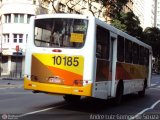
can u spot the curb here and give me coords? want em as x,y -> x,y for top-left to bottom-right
0,77 -> 23,81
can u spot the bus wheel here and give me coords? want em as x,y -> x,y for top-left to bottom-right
138,80 -> 147,97
63,95 -> 81,103
115,81 -> 124,105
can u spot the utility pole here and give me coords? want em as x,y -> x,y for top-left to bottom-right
16,45 -> 19,78
0,50 -> 1,77
0,25 -> 2,77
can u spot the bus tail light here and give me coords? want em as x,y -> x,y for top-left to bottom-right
78,90 -> 83,92
73,80 -> 89,86
31,75 -> 38,81
52,49 -> 62,52
74,80 -> 83,86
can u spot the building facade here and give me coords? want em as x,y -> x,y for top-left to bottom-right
132,0 -> 144,28
132,0 -> 155,30
0,0 -> 48,77
155,0 -> 160,29
143,0 -> 155,29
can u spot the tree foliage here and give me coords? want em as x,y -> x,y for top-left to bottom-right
105,0 -> 143,39
106,0 -> 128,19
143,27 -> 160,73
42,0 -> 107,17
143,27 -> 160,58
111,11 -> 143,39
123,12 -> 143,39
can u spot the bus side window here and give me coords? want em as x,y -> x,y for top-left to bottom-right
144,48 -> 149,66
96,26 -> 110,60
132,43 -> 139,64
139,46 -> 144,65
125,40 -> 132,63
117,35 -> 124,62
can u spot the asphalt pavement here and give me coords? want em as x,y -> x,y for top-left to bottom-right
0,75 -> 160,120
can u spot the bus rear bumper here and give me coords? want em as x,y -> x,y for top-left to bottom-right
24,77 -> 92,97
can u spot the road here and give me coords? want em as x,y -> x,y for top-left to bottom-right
0,75 -> 160,120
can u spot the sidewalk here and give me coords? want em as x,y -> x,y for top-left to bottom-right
0,77 -> 23,81
0,77 -> 23,89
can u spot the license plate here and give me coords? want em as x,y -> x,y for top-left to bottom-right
49,77 -> 63,84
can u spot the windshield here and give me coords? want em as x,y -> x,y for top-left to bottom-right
34,18 -> 88,48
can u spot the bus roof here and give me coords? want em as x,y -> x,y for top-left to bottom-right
35,13 -> 89,20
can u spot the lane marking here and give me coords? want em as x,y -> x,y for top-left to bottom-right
149,87 -> 160,90
129,99 -> 160,120
0,92 -> 33,94
18,103 -> 67,117
150,83 -> 157,87
0,85 -> 23,89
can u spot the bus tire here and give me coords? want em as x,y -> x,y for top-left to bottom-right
63,95 -> 81,103
115,81 -> 124,105
138,79 -> 147,97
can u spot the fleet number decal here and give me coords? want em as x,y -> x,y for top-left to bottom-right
52,56 -> 79,66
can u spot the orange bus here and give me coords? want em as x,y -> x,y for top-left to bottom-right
24,14 -> 152,103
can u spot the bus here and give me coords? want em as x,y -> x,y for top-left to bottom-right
24,14 -> 152,103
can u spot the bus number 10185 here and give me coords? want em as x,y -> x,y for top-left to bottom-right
52,56 -> 79,67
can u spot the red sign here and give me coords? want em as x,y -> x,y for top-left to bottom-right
16,45 -> 19,52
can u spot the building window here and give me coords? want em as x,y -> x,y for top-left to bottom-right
4,14 -> 11,23
26,34 -> 28,43
27,15 -> 32,23
14,14 -> 18,23
13,34 -> 23,43
14,14 -> 24,23
3,34 -> 9,43
19,34 -> 23,43
13,34 -> 18,43
33,0 -> 36,4
20,14 -> 24,23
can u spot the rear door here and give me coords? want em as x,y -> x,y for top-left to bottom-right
109,32 -> 117,97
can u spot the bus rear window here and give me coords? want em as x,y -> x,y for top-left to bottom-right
34,18 -> 88,48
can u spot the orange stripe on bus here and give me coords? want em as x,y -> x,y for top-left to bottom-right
47,66 -> 83,86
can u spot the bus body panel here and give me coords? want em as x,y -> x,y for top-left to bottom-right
24,77 -> 92,96
116,62 -> 148,80
24,14 -> 96,97
31,53 -> 84,86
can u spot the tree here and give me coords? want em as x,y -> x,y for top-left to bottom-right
105,0 -> 143,39
42,0 -> 107,18
123,12 -> 143,39
111,12 -> 143,40
143,27 -> 160,73
110,12 -> 127,31
143,27 -> 160,58
105,0 -> 128,20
